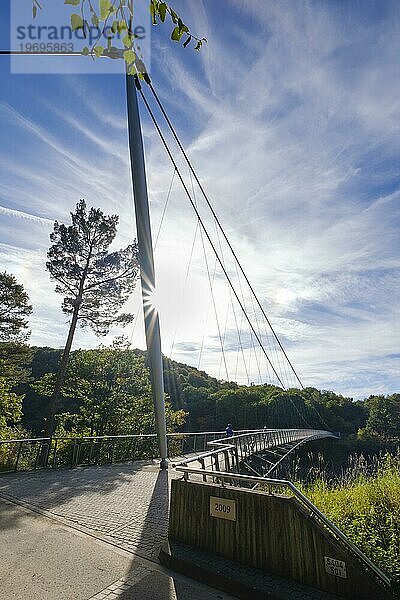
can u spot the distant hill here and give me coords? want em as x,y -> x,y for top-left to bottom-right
15,346 -> 400,447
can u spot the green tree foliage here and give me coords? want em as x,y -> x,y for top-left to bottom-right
18,347 -> 62,434
0,271 -> 32,344
302,387 -> 367,435
0,342 -> 32,384
0,341 -> 33,439
44,200 -> 139,436
2,343 -> 400,453
361,394 -> 400,441
35,339 -> 186,436
177,381 -> 370,435
0,377 -> 24,439
0,272 -> 33,438
184,385 -> 217,431
10,339 -> 400,443
34,0 -> 206,74
48,200 -> 138,335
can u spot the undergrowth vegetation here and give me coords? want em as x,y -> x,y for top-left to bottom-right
299,452 -> 400,595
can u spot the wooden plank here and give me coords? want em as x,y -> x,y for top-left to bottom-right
169,479 -> 392,600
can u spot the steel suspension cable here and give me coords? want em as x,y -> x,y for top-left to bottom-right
137,82 -> 286,389
139,83 -> 313,428
146,79 -> 304,390
139,88 -> 314,431
154,167 -> 176,247
252,296 -> 293,388
169,218 -> 199,359
248,292 -> 272,384
234,307 -> 250,384
197,256 -> 217,370
232,252 -> 276,386
194,186 -> 230,381
188,171 -> 230,381
218,300 -> 231,380
210,200 -> 248,384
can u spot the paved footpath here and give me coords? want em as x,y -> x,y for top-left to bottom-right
0,462 -> 237,599
0,462 -> 177,562
0,461 -> 342,600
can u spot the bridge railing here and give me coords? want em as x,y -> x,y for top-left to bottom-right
173,464 -> 391,590
209,428 -> 337,461
0,430 -> 256,473
173,428 -> 338,476
172,429 -> 390,590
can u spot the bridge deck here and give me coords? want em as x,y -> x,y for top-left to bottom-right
0,460 -> 342,600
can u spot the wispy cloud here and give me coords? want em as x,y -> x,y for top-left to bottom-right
0,205 -> 52,226
0,0 -> 399,399
145,0 -> 400,397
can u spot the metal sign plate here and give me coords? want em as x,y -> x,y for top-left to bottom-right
324,556 -> 347,579
210,496 -> 237,521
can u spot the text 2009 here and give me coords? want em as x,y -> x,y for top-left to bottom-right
214,502 -> 231,513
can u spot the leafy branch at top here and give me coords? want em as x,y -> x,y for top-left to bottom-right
149,0 -> 207,51
32,0 -> 207,76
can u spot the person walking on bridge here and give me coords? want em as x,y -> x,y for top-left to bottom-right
225,423 -> 234,437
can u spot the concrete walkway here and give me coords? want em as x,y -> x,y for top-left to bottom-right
0,462 -> 236,600
0,461 -> 346,599
0,462 -> 176,562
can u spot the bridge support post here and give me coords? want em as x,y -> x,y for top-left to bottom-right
126,74 -> 168,470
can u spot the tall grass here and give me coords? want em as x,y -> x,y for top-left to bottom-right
298,452 -> 400,594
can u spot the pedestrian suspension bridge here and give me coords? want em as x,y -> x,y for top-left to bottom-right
0,426 -> 335,475
0,69 -> 394,599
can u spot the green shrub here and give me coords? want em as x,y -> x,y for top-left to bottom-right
300,454 -> 400,594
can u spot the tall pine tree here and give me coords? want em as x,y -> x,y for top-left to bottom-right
44,200 -> 139,438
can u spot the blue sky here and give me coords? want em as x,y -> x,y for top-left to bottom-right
0,0 -> 399,399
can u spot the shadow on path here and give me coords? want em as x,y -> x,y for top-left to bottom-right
123,467 -> 170,561
117,470 -> 232,599
0,461 -> 156,532
0,464 -> 236,599
117,569 -> 228,599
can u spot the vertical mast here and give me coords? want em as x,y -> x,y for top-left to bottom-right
126,74 -> 168,469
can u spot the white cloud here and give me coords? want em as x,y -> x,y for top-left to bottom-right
0,0 -> 399,399
0,205 -> 52,226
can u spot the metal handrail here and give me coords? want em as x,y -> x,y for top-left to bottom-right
172,443 -> 236,467
0,429 -> 262,473
209,428 -> 337,450
0,437 -> 52,443
173,428 -> 337,468
174,466 -> 391,588
0,429 -> 256,445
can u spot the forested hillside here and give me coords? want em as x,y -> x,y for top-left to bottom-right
1,339 -> 399,452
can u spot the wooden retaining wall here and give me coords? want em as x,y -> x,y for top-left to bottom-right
168,479 -> 392,600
